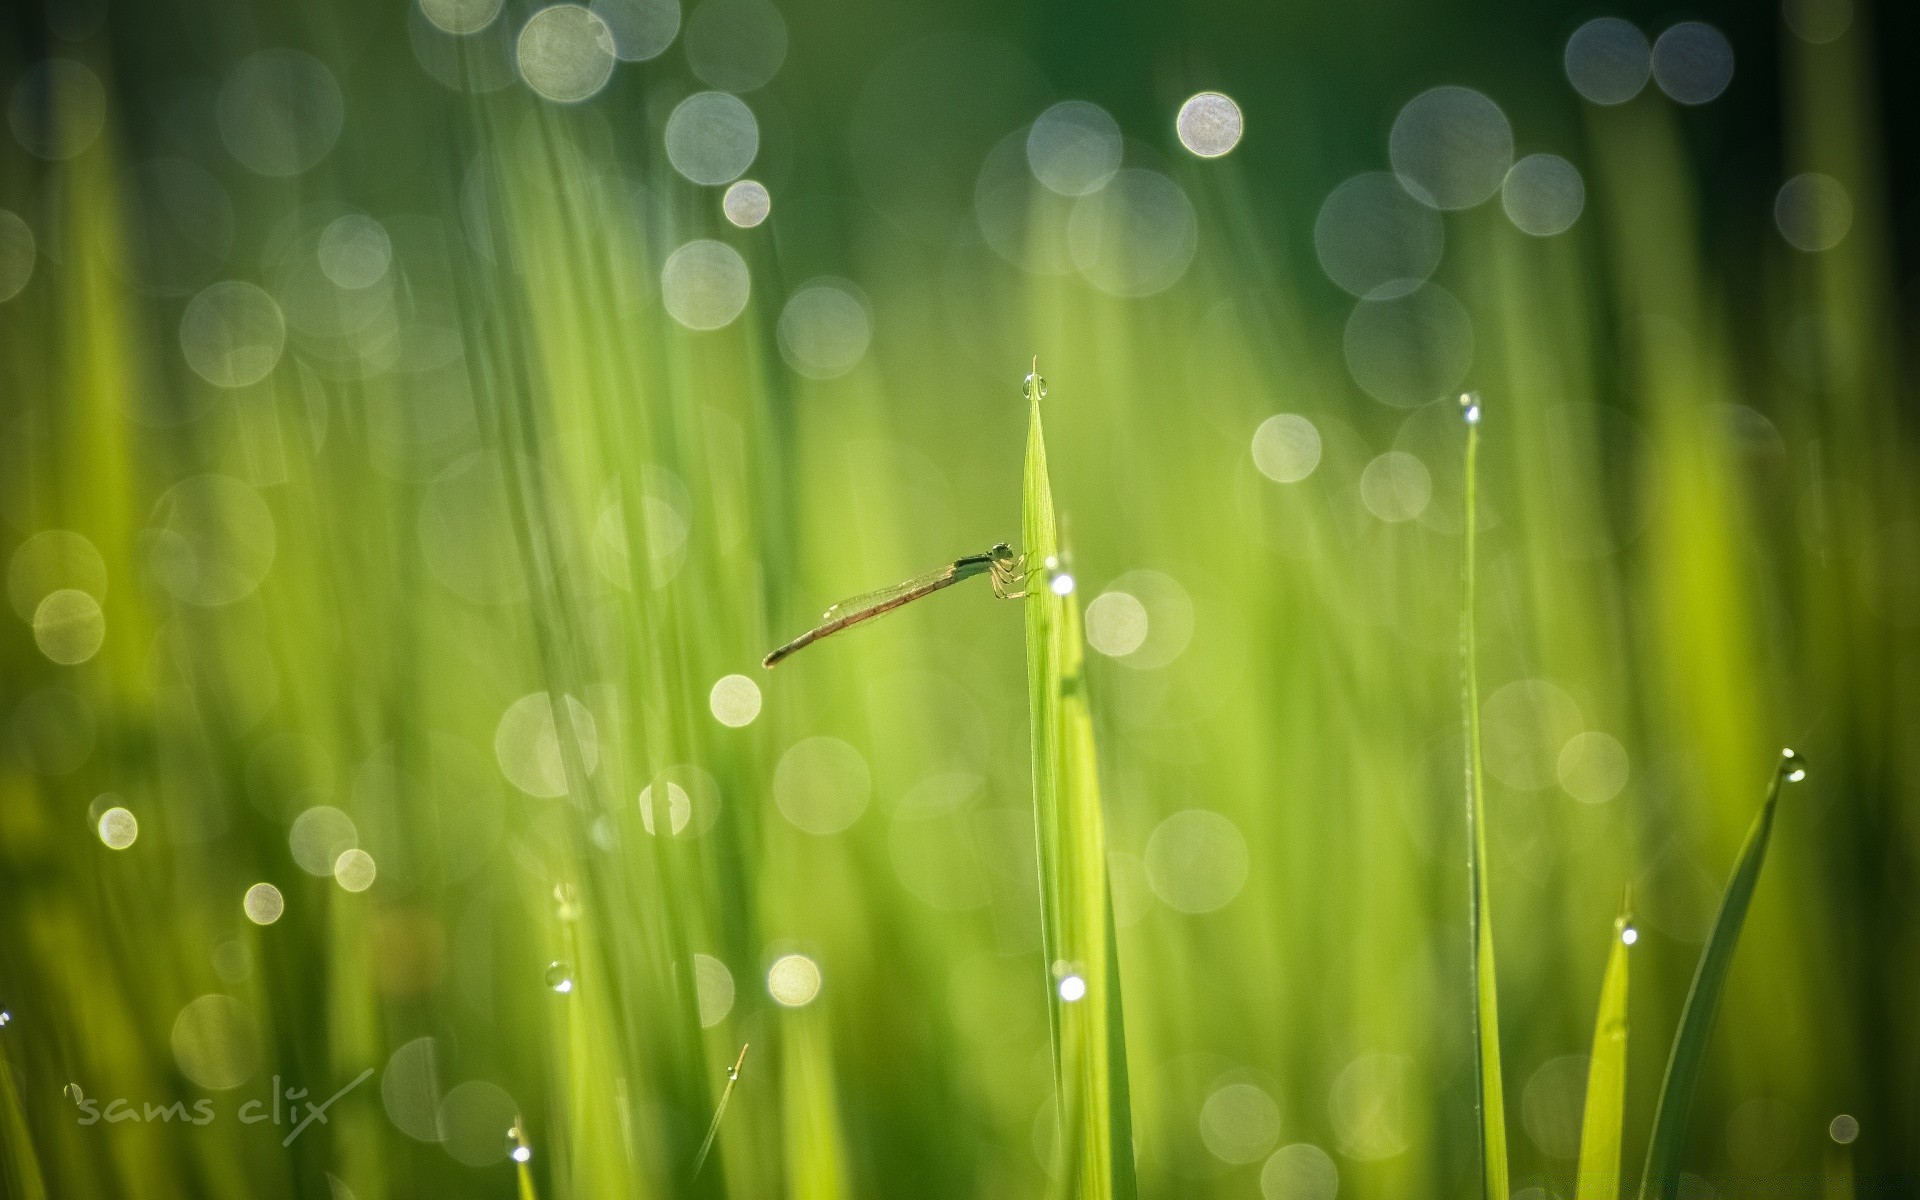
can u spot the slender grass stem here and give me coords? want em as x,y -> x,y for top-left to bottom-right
1459,392 -> 1509,1200
692,1043 -> 750,1179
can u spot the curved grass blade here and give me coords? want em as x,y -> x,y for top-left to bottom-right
1459,393 -> 1509,1200
1637,749 -> 1801,1200
1023,362 -> 1137,1200
1575,904 -> 1634,1200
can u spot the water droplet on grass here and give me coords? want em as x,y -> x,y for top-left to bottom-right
545,961 -> 575,993
1781,747 -> 1807,782
1023,370 -> 1047,401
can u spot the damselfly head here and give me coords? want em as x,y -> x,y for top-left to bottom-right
990,542 -> 1015,562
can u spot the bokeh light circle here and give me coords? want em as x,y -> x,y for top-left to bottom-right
0,209 -> 34,301
1144,809 -> 1249,913
661,239 -> 750,330
592,0 -> 680,60
1774,173 -> 1852,252
1564,18 -> 1651,106
1252,414 -> 1322,483
767,953 -> 821,1006
1502,154 -> 1585,237
683,0 -> 787,92
8,60 -> 107,160
709,673 -> 762,726
217,50 -> 345,176
1343,284 -> 1473,409
1389,86 -> 1513,211
665,90 -> 758,185
1652,22 -> 1734,106
1067,168 -> 1198,297
723,179 -> 771,227
1026,101 -> 1123,197
777,279 -> 871,379
773,736 -> 870,835
517,5 -> 618,103
1313,171 -> 1444,300
180,281 -> 287,388
421,0 -> 505,35
1176,91 -> 1243,158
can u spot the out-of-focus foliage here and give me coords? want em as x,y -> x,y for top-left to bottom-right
0,0 -> 1913,1196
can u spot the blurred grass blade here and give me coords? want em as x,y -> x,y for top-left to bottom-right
1638,750 -> 1798,1200
1575,904 -> 1633,1200
1459,395 -> 1508,1200
1023,364 -> 1138,1200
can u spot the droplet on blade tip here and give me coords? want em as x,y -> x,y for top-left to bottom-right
1023,371 -> 1047,400
545,961 -> 575,993
1620,924 -> 1638,945
1781,747 -> 1807,781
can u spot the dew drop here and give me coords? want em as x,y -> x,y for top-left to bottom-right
553,883 -> 580,921
1460,391 -> 1482,425
545,961 -> 575,993
1057,974 -> 1087,1002
1049,573 -> 1075,596
1781,747 -> 1807,783
1620,924 -> 1638,945
507,1121 -> 534,1161
1023,371 -> 1047,401
0,1009 -> 12,1027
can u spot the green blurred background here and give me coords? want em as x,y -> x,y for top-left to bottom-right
1,0 -> 1915,1196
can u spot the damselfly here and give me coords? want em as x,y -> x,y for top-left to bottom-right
763,543 -> 1031,668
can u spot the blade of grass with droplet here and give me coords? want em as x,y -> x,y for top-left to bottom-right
1023,366 -> 1137,1200
1575,906 -> 1633,1200
1638,752 -> 1796,1200
1460,396 -> 1509,1200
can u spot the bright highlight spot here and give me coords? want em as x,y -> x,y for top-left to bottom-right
244,883 -> 285,925
1177,91 -> 1243,157
97,806 -> 139,849
709,673 -> 762,726
767,953 -> 821,1006
723,179 -> 771,227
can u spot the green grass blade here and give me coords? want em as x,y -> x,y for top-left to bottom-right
1460,395 -> 1509,1200
1023,365 -> 1137,1200
1575,905 -> 1634,1200
1638,750 -> 1799,1200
